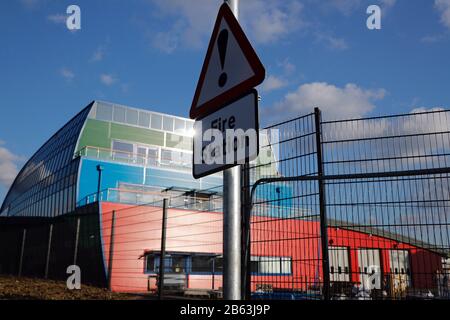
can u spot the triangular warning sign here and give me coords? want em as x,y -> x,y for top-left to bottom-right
190,3 -> 265,119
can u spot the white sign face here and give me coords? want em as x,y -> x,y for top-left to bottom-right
190,3 -> 265,119
193,90 -> 259,179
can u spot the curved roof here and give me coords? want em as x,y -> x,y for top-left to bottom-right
0,102 -> 94,216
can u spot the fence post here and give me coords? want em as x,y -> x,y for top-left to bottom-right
73,217 -> 81,265
158,198 -> 168,300
314,107 -> 331,300
44,224 -> 53,279
212,257 -> 216,291
241,162 -> 252,300
108,211 -> 116,290
18,228 -> 27,277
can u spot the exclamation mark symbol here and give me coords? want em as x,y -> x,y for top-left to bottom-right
218,29 -> 228,88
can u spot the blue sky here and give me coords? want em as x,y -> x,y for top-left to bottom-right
1,0 -> 450,202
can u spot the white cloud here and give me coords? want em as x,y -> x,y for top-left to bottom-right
435,0 -> 450,29
270,82 -> 386,121
148,0 -> 305,52
421,34 -> 446,43
149,0 -> 218,51
327,0 -> 362,16
323,107 -> 450,174
0,141 -> 21,190
277,58 -> 296,75
19,0 -> 41,9
240,1 -> 305,44
380,0 -> 397,12
151,30 -> 179,54
90,46 -> 106,62
316,0 -> 396,16
59,67 -> 74,81
315,33 -> 349,50
260,75 -> 288,93
47,13 -> 66,24
260,59 -> 296,94
100,74 -> 118,86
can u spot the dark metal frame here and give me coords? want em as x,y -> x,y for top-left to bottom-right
243,107 -> 450,300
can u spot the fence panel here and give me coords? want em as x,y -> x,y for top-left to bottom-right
321,110 -> 450,300
247,112 -> 327,300
247,108 -> 450,300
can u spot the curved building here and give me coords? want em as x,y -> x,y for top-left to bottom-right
1,100 -> 222,218
0,100 -> 227,286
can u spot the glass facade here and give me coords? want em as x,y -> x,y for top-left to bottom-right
0,106 -> 92,217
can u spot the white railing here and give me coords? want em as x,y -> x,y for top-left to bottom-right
78,188 -> 223,212
76,146 -> 192,172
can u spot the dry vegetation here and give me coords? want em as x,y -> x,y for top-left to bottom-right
0,275 -> 137,300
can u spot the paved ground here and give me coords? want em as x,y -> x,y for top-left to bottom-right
0,275 -> 137,300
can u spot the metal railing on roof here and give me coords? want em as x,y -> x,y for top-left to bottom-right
77,188 -> 223,212
75,146 -> 193,172
77,187 -> 311,220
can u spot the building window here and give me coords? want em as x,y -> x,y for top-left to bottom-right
171,256 -> 186,273
389,250 -> 411,275
186,121 -> 194,132
112,140 -> 133,160
145,252 -> 222,274
251,256 -> 292,275
174,118 -> 185,133
191,255 -> 222,273
138,111 -> 150,128
113,106 -> 126,123
126,109 -> 139,126
161,149 -> 191,168
151,114 -> 162,130
146,255 -> 156,273
161,149 -> 172,165
147,148 -> 159,166
145,253 -> 187,274
96,103 -> 113,122
163,116 -> 174,132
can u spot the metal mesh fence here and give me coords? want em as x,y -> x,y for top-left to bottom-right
0,203 -> 107,287
99,186 -> 225,298
247,112 -> 324,300
247,108 -> 450,300
321,110 -> 450,300
1,108 -> 450,301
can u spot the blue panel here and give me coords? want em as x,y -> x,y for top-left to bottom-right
77,160 -> 223,204
78,159 -> 145,203
254,183 -> 295,218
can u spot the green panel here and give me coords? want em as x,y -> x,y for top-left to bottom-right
165,133 -> 192,151
110,123 -> 165,146
77,119 -> 111,152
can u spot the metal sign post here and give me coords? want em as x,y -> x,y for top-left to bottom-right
223,0 -> 241,301
190,0 -> 265,300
